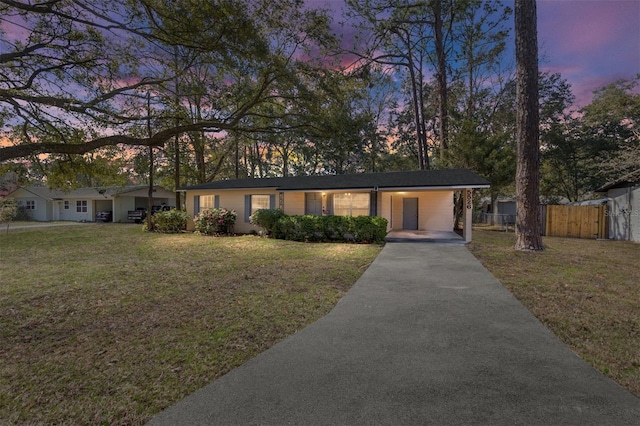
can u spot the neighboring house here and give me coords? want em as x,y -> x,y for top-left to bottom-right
479,196 -> 516,226
180,169 -> 490,242
597,169 -> 640,242
6,185 -> 175,223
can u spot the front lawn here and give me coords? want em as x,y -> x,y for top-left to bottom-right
0,224 -> 381,425
468,228 -> 640,397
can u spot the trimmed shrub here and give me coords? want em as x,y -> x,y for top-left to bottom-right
352,215 -> 388,243
249,208 -> 286,236
152,209 -> 189,233
322,214 -> 349,241
194,208 -> 237,235
272,214 -> 387,244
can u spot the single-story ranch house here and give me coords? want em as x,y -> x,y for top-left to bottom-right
7,185 -> 175,223
180,169 -> 490,242
597,168 -> 640,242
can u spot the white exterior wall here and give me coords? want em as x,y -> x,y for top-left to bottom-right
64,198 -> 95,222
24,197 -> 50,221
114,196 -> 134,223
8,189 -> 51,221
380,190 -> 453,231
607,186 -> 640,242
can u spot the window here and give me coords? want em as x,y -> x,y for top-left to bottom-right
251,195 -> 271,214
244,194 -> 275,222
25,200 -> 36,210
64,201 -> 70,210
201,195 -> 215,209
333,193 -> 369,217
76,200 -> 88,213
194,195 -> 219,214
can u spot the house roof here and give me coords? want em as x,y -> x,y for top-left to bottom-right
8,185 -> 170,200
180,169 -> 490,192
596,168 -> 640,192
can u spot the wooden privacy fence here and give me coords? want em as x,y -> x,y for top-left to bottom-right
545,205 -> 608,239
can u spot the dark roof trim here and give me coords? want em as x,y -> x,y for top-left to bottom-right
596,168 -> 640,192
179,169 -> 490,192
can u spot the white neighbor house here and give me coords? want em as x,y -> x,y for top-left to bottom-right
7,185 -> 175,223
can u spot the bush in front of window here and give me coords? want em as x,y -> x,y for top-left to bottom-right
151,209 -> 190,233
352,216 -> 388,243
270,214 -> 387,244
249,208 -> 286,236
321,215 -> 349,241
194,208 -> 237,235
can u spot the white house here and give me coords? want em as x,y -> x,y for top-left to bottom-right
180,169 -> 490,242
7,185 -> 175,223
597,169 -> 640,242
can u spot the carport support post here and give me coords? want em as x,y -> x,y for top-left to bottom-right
464,188 -> 473,243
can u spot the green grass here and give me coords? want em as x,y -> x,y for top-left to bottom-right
0,224 -> 382,425
468,227 -> 640,397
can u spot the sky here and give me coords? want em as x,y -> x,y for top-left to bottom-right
535,0 -> 639,106
308,0 -> 640,108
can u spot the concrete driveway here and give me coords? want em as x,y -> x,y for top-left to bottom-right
148,242 -> 640,425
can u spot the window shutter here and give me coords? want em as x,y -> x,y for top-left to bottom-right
269,194 -> 276,209
214,195 -> 220,209
370,191 -> 377,216
194,196 -> 200,215
244,195 -> 251,222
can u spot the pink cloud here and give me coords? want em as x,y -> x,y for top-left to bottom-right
537,0 -> 640,106
539,0 -> 627,53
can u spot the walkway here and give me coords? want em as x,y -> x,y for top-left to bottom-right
385,229 -> 464,243
148,243 -> 640,425
1,221 -> 95,231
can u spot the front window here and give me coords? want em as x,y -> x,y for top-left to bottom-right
251,194 -> 270,214
64,201 -> 70,210
201,195 -> 215,209
25,200 -> 36,210
333,193 -> 369,217
76,200 -> 88,213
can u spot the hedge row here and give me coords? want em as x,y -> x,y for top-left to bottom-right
250,209 -> 387,244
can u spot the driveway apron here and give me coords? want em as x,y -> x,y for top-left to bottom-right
148,242 -> 640,425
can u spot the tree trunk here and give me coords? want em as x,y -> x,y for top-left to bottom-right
174,134 -> 181,208
514,0 -> 543,251
405,32 -> 428,170
147,93 -> 154,231
433,0 -> 449,160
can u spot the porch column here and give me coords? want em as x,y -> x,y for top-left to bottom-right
464,188 -> 473,242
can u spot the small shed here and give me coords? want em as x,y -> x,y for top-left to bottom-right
596,169 -> 640,242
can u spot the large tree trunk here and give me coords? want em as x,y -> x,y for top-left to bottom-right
514,0 -> 543,251
433,0 -> 449,160
404,30 -> 429,170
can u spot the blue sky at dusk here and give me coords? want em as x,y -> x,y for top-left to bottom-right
310,0 -> 640,108
536,0 -> 639,106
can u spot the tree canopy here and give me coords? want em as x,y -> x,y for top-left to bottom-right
0,0 -> 336,161
1,0 -> 636,202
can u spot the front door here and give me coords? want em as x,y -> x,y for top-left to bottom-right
402,197 -> 418,230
